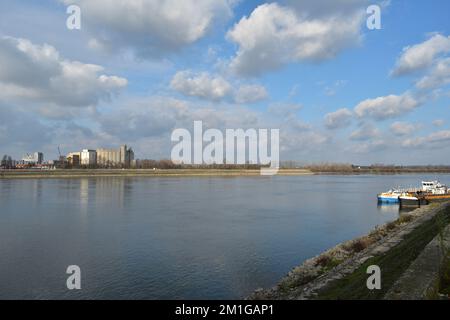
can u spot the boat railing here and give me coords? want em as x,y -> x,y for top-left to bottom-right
394,188 -> 421,193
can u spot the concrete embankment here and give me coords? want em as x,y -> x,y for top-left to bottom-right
0,169 -> 313,179
250,202 -> 450,300
384,224 -> 450,299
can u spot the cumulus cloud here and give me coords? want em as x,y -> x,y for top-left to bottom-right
391,34 -> 450,76
0,104 -> 52,147
97,95 -> 323,160
354,93 -> 420,121
234,84 -> 268,104
0,36 -> 127,108
170,71 -> 232,101
390,121 -> 419,136
99,96 -> 267,141
352,139 -> 387,154
170,70 -> 268,103
285,0 -> 369,18
324,108 -> 353,129
415,57 -> 450,89
281,131 -> 330,154
433,119 -> 445,127
401,130 -> 450,148
267,103 -> 310,131
350,123 -> 380,141
99,97 -> 183,141
61,0 -> 233,58
226,2 -> 364,76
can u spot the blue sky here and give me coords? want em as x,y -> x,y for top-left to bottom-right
0,0 -> 450,164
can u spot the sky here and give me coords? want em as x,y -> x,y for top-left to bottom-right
0,0 -> 450,165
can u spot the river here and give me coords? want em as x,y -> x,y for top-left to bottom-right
0,174 -> 448,299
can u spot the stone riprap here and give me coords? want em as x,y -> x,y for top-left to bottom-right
250,202 -> 450,300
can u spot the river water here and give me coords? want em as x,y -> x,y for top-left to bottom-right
0,174 -> 448,299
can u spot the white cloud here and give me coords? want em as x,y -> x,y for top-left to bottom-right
390,121 -> 418,136
0,104 -> 53,151
416,57 -> 450,89
61,0 -> 233,58
226,3 -> 364,76
170,71 -> 268,104
99,97 -> 183,141
324,80 -> 347,96
428,130 -> 450,143
352,139 -> 387,154
267,102 -> 311,132
433,119 -> 445,127
285,0 -> 369,18
234,84 -> 268,103
350,123 -> 380,141
281,131 -> 330,154
98,96 -> 265,146
170,71 -> 232,101
324,108 -> 353,129
402,130 -> 450,148
0,36 -> 127,108
354,93 -> 420,121
268,102 -> 302,115
391,34 -> 450,76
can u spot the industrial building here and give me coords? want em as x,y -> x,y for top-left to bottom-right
66,152 -> 81,167
22,152 -> 44,165
64,145 -> 134,168
96,145 -> 134,167
81,149 -> 97,166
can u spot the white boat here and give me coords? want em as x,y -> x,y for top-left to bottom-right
399,194 -> 421,207
379,181 -> 449,206
399,181 -> 449,207
421,181 -> 448,195
377,189 -> 402,203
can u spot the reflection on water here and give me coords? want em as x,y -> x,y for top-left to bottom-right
377,202 -> 418,215
31,179 -> 42,206
78,178 -> 133,215
0,174 -> 448,299
377,203 -> 401,215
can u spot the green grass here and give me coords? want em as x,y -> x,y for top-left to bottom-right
315,206 -> 450,300
438,214 -> 450,297
440,259 -> 450,296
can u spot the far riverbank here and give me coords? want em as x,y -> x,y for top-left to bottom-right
0,168 -> 313,179
2,168 -> 450,179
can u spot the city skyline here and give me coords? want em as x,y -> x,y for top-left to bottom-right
0,0 -> 450,164
2,144 -> 135,167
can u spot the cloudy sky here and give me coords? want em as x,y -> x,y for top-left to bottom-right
0,0 -> 450,165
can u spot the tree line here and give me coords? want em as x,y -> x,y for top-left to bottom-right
1,155 -> 13,169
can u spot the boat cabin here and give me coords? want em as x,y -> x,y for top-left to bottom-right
421,181 -> 447,195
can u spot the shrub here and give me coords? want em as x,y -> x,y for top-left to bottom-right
349,238 -> 372,253
397,214 -> 414,224
386,221 -> 398,231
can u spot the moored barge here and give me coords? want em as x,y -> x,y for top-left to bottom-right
399,181 -> 450,208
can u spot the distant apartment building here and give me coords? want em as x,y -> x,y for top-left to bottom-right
22,152 -> 44,164
96,145 -> 134,167
66,152 -> 81,167
81,149 -> 97,166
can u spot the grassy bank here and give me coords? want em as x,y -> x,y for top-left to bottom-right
439,228 -> 450,297
315,205 -> 450,300
250,203 -> 450,300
